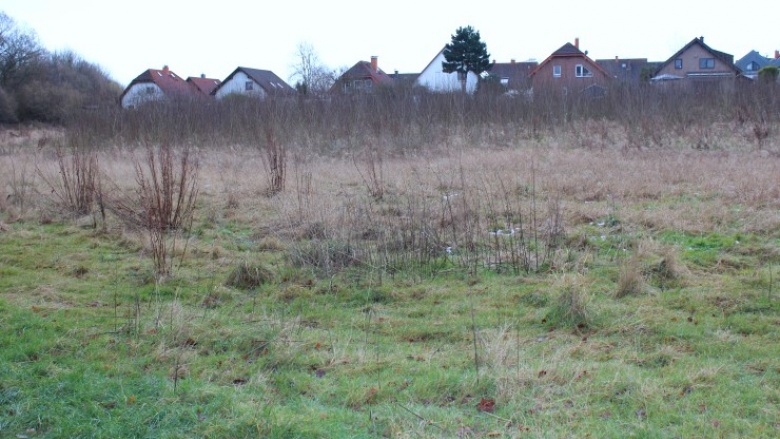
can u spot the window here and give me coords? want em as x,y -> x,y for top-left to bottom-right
553,65 -> 561,77
145,86 -> 155,95
500,77 -> 509,86
699,58 -> 715,69
245,81 -> 254,91
674,59 -> 683,69
575,64 -> 593,78
746,61 -> 759,71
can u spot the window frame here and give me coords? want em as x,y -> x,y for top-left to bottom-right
575,64 -> 593,78
699,58 -> 715,69
552,65 -> 561,77
674,59 -> 683,69
245,81 -> 254,91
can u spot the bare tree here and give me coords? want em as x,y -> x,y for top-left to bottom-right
289,42 -> 335,95
0,12 -> 44,87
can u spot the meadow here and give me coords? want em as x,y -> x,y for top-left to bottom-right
1,91 -> 779,438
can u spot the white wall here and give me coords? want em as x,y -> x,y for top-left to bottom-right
214,71 -> 267,99
121,83 -> 163,108
416,50 -> 479,94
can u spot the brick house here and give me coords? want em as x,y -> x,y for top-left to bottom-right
529,39 -> 612,97
651,37 -> 742,83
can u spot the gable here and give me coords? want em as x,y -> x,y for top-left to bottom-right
212,67 -> 294,97
530,45 -> 611,80
654,38 -> 740,78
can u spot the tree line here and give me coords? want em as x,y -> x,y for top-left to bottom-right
0,12 -> 121,124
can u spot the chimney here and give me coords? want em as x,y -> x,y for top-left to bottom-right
200,73 -> 206,78
615,55 -> 619,63
370,56 -> 378,73
163,65 -> 169,74
775,50 -> 779,59
574,37 -> 579,49
511,59 -> 516,64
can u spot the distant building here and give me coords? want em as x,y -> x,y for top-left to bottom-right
488,60 -> 537,94
332,56 -> 394,94
735,50 -> 780,79
416,47 -> 480,94
651,37 -> 742,84
212,67 -> 295,99
529,39 -> 612,97
121,66 -> 199,108
187,75 -> 221,96
596,58 -> 662,85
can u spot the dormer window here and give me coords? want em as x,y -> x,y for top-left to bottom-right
746,61 -> 760,71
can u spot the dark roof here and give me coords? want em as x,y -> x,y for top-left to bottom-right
735,50 -> 776,76
390,72 -> 419,83
187,76 -> 221,95
655,37 -> 741,76
552,42 -> 583,56
212,67 -> 295,96
529,42 -> 612,78
489,61 -> 537,90
120,67 -> 196,102
596,58 -> 662,83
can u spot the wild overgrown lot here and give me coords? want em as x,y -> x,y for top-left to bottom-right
1,98 -> 780,437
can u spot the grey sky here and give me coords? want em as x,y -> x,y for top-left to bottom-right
2,0 -> 777,86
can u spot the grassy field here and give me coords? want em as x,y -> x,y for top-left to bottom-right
1,126 -> 779,438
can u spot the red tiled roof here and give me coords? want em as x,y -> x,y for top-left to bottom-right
187,76 -> 221,95
339,61 -> 394,86
120,67 -> 199,102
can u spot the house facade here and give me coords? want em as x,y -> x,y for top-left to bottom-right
120,66 -> 197,108
212,67 -> 294,99
332,56 -> 394,94
530,40 -> 612,96
416,48 -> 479,94
652,37 -> 742,83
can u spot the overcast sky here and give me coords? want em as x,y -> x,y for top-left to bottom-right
2,0 -> 778,86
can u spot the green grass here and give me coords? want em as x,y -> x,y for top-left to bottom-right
1,220 -> 779,438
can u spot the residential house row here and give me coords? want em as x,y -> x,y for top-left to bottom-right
120,37 -> 780,108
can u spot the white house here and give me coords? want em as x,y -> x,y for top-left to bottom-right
213,67 -> 295,99
416,47 -> 480,94
120,66 -> 197,108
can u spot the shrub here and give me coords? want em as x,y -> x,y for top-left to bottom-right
37,142 -> 98,217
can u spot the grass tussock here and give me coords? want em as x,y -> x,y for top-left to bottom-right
616,255 -> 646,298
547,276 -> 592,329
225,262 -> 274,290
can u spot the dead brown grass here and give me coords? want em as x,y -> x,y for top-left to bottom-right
2,123 -> 780,248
